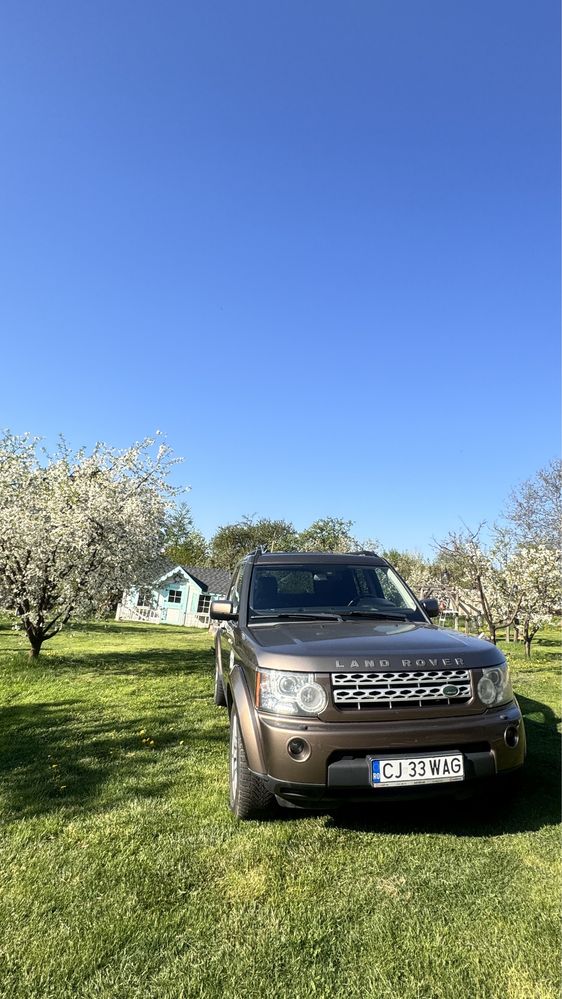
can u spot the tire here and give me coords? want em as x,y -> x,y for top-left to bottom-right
229,709 -> 276,820
213,660 -> 227,707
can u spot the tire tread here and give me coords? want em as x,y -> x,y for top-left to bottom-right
230,711 -> 276,819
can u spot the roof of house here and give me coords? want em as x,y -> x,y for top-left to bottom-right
179,566 -> 231,595
153,563 -> 231,596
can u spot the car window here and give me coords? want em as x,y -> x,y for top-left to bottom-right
375,568 -> 408,607
228,563 -> 245,613
249,564 -> 421,617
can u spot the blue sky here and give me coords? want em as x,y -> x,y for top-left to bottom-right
1,1 -> 559,553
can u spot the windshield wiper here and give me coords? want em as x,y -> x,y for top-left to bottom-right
250,612 -> 344,622
340,611 -> 407,621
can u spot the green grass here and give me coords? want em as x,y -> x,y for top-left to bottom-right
0,619 -> 560,999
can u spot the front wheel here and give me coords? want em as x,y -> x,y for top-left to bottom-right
229,709 -> 276,820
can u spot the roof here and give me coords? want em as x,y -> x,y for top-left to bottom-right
147,556 -> 176,579
243,551 -> 388,567
179,566 -> 231,595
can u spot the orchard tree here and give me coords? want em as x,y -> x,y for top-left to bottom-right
0,432 -> 182,657
507,545 -> 560,658
436,526 -> 521,644
298,516 -> 359,553
210,516 -> 298,570
502,458 -> 561,550
164,503 -> 209,567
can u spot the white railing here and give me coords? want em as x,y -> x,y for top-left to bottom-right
438,609 -> 482,632
116,603 -> 160,623
116,604 -> 214,629
184,612 -> 211,628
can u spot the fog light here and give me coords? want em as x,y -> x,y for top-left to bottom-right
504,725 -> 519,748
287,738 -> 310,760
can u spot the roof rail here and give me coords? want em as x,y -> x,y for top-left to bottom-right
355,549 -> 379,557
246,544 -> 270,561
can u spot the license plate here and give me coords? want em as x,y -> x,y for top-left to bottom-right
368,753 -> 464,788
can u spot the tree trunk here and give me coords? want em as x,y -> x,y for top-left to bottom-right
524,637 -> 532,658
27,632 -> 44,659
489,624 -> 497,645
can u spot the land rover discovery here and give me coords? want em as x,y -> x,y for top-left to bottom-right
211,550 -> 525,819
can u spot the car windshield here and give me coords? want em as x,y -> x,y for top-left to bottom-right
248,563 -> 424,621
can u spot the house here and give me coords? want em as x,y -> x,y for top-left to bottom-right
116,565 -> 231,628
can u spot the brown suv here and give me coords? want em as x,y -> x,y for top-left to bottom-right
211,550 -> 525,819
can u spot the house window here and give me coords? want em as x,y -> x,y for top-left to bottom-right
168,589 -> 182,604
197,594 -> 211,614
137,587 -> 153,607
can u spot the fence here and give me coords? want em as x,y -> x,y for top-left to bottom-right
115,603 -> 211,629
115,603 -> 160,624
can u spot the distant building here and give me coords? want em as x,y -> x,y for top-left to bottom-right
116,565 -> 231,628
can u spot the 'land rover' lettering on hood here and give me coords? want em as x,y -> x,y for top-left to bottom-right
335,657 -> 466,669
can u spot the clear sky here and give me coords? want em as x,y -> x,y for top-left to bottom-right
1,1 -> 559,553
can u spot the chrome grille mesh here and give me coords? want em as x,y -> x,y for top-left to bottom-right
331,669 -> 471,709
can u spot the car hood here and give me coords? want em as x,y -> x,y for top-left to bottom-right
245,620 -> 504,671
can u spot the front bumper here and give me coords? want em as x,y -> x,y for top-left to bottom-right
251,700 -> 525,804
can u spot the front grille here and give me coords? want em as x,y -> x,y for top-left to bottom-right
331,669 -> 472,710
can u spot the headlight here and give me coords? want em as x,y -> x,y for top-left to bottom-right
477,664 -> 513,707
256,669 -> 328,716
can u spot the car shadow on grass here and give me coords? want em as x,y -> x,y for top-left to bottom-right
0,700 -> 227,820
324,693 -> 560,837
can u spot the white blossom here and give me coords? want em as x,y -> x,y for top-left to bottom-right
437,525 -> 560,656
505,544 -> 561,656
436,527 -> 521,643
0,431 -> 184,656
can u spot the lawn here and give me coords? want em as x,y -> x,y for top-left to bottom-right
0,619 -> 560,999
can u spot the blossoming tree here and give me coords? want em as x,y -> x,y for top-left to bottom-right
503,459 -> 562,551
506,545 -> 561,657
0,432 -> 182,657
437,527 -> 522,644
437,524 -> 560,656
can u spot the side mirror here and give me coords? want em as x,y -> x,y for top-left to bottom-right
210,600 -> 237,621
420,598 -> 439,619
